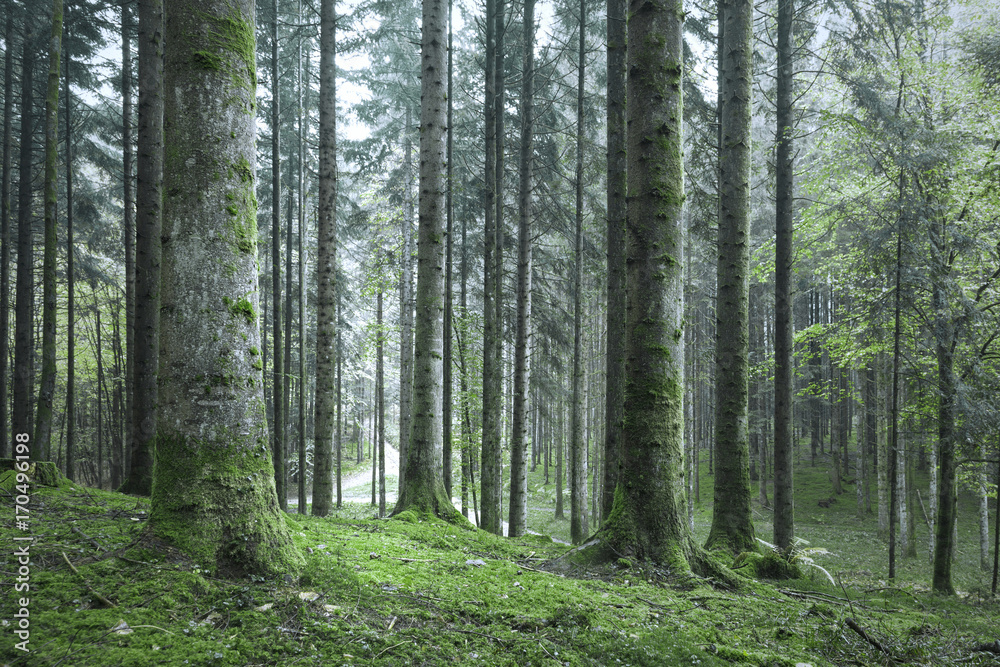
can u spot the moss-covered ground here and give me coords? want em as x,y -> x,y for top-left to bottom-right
2,449 -> 998,666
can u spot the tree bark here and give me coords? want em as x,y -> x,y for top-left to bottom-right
707,0 -> 756,554
122,0 -> 135,484
399,108 -> 415,492
508,0 -> 534,538
123,0 -> 163,496
391,0 -> 462,522
570,0 -> 588,545
64,23 -> 75,479
603,0 -> 627,525
480,0 -> 502,534
13,15 -> 35,449
931,287 -> 956,594
1,12 -> 15,460
270,0 -> 285,513
442,0 -> 454,501
312,0 -> 338,517
772,0 -> 795,551
33,0 -> 63,461
598,0 -> 691,567
153,0 -> 302,577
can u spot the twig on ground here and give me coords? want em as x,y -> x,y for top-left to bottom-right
845,617 -> 895,662
61,551 -> 116,608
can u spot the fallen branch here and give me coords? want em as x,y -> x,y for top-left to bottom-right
61,552 -> 116,608
845,617 -> 894,661
71,525 -> 106,552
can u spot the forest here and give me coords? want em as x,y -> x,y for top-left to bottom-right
1,0 -> 999,663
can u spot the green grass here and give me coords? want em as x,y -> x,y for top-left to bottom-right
1,448 -> 998,666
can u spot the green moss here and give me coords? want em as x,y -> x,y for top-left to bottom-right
150,428 -> 303,578
733,550 -> 802,580
192,49 -> 222,71
225,156 -> 257,255
195,4 -> 257,94
223,296 -> 256,324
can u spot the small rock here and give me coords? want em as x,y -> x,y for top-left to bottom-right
465,559 -> 486,567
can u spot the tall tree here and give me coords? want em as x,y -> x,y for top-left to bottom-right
123,0 -> 164,496
772,0 -> 795,551
34,0 -> 64,460
480,0 -> 502,534
391,0 -> 463,522
122,0 -> 135,482
0,11 -> 14,460
152,0 -> 302,577
594,0 -> 694,568
706,0 -> 756,554
570,0 -> 588,545
508,0 -> 535,538
602,0 -> 626,523
398,109 -> 415,491
312,0 -> 338,517
442,0 -> 455,500
64,18 -> 75,481
270,0 -> 286,512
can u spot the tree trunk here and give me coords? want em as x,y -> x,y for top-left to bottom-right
391,0 -> 461,523
772,0 -> 795,550
599,0 -> 691,567
508,0 -> 534,539
0,11 -> 12,460
270,0 -> 285,512
480,0 -> 502,535
34,0 -> 63,460
123,0 -> 163,496
570,0 -> 588,545
122,0 -> 135,485
399,107 -> 415,491
96,303 -> 104,487
442,0 -> 455,500
296,35 -> 308,514
979,441 -> 990,571
931,281 -> 957,594
377,286 -> 386,517
707,0 -> 756,554
13,16 -> 35,448
312,0 -> 337,517
153,0 -> 303,577
64,21 -> 75,479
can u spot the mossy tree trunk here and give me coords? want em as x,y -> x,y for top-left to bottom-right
706,0 -> 756,555
508,0 -> 534,538
600,0 -> 691,568
772,0 -> 794,551
123,0 -> 163,496
602,0 -> 626,524
34,0 -> 63,461
153,0 -> 302,578
391,0 -> 463,524
312,0 -> 337,517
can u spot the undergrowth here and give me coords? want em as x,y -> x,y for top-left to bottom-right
1,449 -> 998,666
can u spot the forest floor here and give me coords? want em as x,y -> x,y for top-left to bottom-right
2,451 -> 999,666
